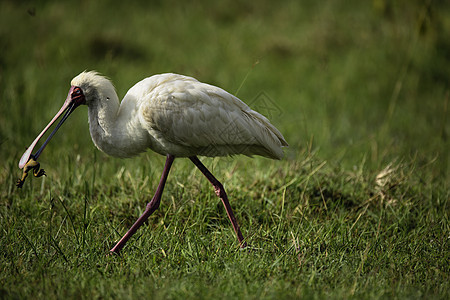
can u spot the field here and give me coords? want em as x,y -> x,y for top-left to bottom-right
1,0 -> 449,299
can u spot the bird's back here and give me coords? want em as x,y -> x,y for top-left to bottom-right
124,74 -> 288,159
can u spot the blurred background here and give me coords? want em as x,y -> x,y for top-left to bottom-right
0,0 -> 448,177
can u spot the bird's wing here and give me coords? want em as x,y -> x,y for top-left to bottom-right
136,74 -> 287,159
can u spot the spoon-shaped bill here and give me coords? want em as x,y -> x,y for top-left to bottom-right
18,86 -> 84,168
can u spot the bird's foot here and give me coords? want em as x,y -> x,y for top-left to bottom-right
16,158 -> 46,188
107,250 -> 121,257
239,244 -> 260,253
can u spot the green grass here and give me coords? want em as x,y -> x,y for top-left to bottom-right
1,0 -> 449,299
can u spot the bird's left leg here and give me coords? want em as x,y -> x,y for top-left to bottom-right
110,154 -> 175,254
189,156 -> 247,248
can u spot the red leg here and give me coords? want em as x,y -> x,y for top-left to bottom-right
189,156 -> 247,248
110,154 -> 175,253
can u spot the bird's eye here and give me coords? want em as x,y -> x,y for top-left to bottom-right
72,87 -> 82,97
71,86 -> 86,105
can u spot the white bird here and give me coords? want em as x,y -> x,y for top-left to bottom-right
18,71 -> 288,253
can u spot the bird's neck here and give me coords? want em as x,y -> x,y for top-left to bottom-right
87,93 -> 148,158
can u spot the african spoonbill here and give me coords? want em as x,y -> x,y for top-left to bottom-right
18,71 -> 288,253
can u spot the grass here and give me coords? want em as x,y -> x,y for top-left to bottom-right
0,0 -> 449,299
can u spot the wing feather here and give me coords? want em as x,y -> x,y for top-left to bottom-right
136,74 -> 288,159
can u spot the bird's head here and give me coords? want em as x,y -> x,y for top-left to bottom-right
70,71 -> 116,106
18,71 -> 112,169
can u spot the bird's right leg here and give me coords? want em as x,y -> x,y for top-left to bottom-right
189,156 -> 247,248
110,154 -> 175,254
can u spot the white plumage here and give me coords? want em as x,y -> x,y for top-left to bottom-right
19,71 -> 288,253
71,72 -> 288,160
